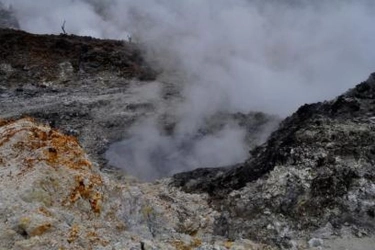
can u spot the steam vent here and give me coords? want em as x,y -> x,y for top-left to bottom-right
1,1 -> 375,249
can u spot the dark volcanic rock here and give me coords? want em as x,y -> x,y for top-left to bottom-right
172,73 -> 375,245
0,28 -> 156,86
174,73 -> 375,193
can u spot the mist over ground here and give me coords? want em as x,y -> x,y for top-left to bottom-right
3,0 -> 375,180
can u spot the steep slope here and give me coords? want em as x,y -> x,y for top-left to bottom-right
0,118 -> 273,250
173,73 -> 375,246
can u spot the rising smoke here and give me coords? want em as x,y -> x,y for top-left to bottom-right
4,0 -> 375,180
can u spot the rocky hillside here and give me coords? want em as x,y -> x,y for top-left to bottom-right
173,73 -> 375,247
0,27 -> 374,249
0,28 -> 158,164
0,28 -> 156,84
0,28 -> 279,168
0,118 -> 273,250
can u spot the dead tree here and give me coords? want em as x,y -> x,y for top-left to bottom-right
61,20 -> 67,35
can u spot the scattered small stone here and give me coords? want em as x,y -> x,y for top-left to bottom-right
308,238 -> 323,248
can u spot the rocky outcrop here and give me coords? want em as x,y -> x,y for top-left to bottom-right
0,118 -> 273,249
172,73 -> 375,247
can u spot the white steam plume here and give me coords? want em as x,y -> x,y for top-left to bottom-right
5,0 -> 375,114
4,0 -> 375,180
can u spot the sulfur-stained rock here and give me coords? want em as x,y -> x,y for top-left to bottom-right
14,214 -> 55,237
0,118 -> 274,249
0,118 -> 104,214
